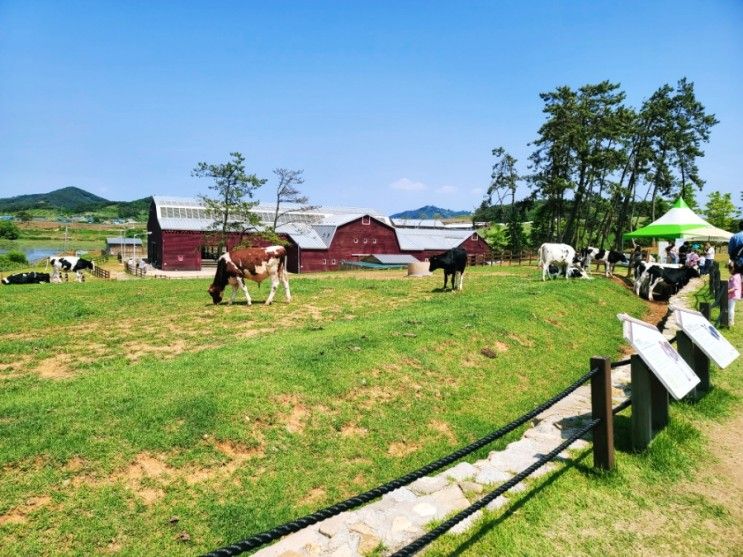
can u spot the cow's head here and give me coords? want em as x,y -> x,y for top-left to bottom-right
208,284 -> 223,305
428,255 -> 443,273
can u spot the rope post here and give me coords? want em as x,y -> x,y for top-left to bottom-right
630,354 -> 668,451
676,330 -> 710,397
718,286 -> 729,327
590,356 -> 614,470
700,302 -> 711,320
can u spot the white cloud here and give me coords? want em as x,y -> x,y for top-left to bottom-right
470,187 -> 483,195
436,185 -> 457,194
390,178 -> 426,191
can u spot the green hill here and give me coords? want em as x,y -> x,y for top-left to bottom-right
390,205 -> 471,219
0,186 -> 150,218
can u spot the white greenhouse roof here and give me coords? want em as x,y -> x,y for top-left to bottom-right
395,228 -> 475,251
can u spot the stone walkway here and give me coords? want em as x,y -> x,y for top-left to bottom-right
251,279 -> 703,557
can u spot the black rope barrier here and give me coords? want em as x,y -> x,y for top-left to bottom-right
612,398 -> 632,415
668,334 -> 677,344
202,368 -> 600,557
610,358 -> 631,368
390,418 -> 601,556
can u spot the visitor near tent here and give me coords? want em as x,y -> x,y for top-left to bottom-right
729,220 -> 743,268
728,261 -> 741,327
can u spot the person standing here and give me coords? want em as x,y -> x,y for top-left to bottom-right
669,243 -> 679,264
729,220 -> 743,268
705,243 -> 715,274
678,241 -> 690,265
728,262 -> 742,327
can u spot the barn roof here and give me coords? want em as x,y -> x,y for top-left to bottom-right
106,237 -> 142,246
363,254 -> 420,264
275,222 -> 327,249
395,228 -> 476,251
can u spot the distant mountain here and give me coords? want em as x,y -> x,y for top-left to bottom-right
390,205 -> 472,220
0,186 -> 150,215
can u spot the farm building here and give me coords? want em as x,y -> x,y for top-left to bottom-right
105,237 -> 143,258
147,197 -> 492,272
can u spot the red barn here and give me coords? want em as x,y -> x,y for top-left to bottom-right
147,197 -> 491,273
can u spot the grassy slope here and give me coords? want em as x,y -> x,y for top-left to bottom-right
427,276 -> 743,557
0,266 -> 681,555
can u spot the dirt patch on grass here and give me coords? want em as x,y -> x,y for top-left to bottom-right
0,495 -> 52,526
35,355 -> 75,379
124,340 -> 187,362
300,487 -> 326,507
429,420 -> 458,444
508,333 -> 535,348
340,423 -> 368,438
274,394 -> 309,434
387,441 -> 421,457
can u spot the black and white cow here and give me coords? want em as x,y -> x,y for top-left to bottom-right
547,264 -> 590,279
428,247 -> 467,291
2,272 -> 51,285
580,247 -> 628,277
638,265 -> 700,301
538,243 -> 578,281
48,256 -> 95,283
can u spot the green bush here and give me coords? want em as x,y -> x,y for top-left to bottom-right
0,250 -> 28,271
0,220 -> 20,240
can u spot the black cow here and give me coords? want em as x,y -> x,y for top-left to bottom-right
2,272 -> 51,285
641,265 -> 700,301
429,247 -> 467,291
580,247 -> 628,277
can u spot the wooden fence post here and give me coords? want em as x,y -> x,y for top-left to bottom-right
676,330 -> 710,397
590,356 -> 614,470
718,287 -> 729,327
700,302 -> 711,320
631,354 -> 668,451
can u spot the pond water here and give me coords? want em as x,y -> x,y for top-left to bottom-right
0,246 -> 70,263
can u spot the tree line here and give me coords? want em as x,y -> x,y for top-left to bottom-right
474,78 -> 739,252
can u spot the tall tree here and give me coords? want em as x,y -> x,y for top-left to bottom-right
193,152 -> 266,252
704,192 -> 739,230
269,169 -> 316,231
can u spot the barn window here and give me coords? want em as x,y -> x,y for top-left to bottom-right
363,238 -> 368,244
362,216 -> 371,225
331,259 -> 337,264
353,238 -> 358,243
166,207 -> 176,218
471,233 -> 478,241
322,258 -> 327,264
372,238 -> 377,244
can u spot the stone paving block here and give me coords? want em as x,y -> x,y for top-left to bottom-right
441,461 -> 478,482
409,475 -> 448,495
449,509 -> 483,535
348,523 -> 381,554
458,480 -> 484,495
427,484 -> 470,519
474,464 -> 512,485
485,495 -> 508,511
382,486 -> 417,503
318,513 -> 351,538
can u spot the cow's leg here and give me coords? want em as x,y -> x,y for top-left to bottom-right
238,277 -> 251,305
265,273 -> 279,305
443,271 -> 450,290
648,277 -> 662,302
280,270 -> 291,302
541,264 -> 547,281
457,270 -> 464,291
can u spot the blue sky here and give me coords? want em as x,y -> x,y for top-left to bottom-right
1,1 -> 741,215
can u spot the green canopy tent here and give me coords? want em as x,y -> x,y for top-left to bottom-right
624,197 -> 732,242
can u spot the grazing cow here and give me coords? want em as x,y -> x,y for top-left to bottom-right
48,256 -> 95,283
428,247 -> 467,291
208,245 -> 291,306
639,265 -> 700,301
2,272 -> 51,285
538,243 -> 577,281
580,247 -> 628,277
547,264 -> 591,279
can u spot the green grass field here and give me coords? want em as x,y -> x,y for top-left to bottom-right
0,266 -> 739,555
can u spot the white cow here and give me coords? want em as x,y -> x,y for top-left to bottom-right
538,243 -> 579,281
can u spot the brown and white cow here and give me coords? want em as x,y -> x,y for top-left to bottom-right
208,245 -> 291,306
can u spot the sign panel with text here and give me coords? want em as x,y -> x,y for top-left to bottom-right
617,313 -> 700,400
673,307 -> 740,368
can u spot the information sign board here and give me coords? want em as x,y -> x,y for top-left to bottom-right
617,313 -> 700,400
673,307 -> 740,369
